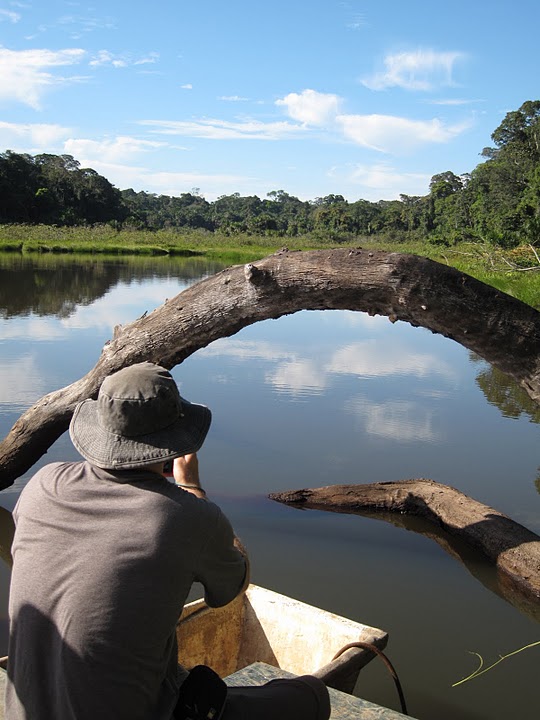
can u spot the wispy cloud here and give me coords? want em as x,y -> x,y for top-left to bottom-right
219,95 -> 248,102
62,157 -> 253,199
362,49 -> 466,91
0,120 -> 71,148
139,117 -> 308,140
30,13 -> 116,40
276,89 -> 341,125
134,53 -> 159,66
336,113 -> 470,153
0,9 -> 21,23
0,47 -> 86,108
181,83 -> 193,90
427,98 -> 479,106
346,14 -> 367,30
329,162 -> 431,201
89,50 -> 159,68
64,136 -> 166,163
89,49 -> 128,68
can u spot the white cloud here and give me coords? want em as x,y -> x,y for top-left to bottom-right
362,49 -> 466,91
134,53 -> 159,66
427,98 -> 477,106
64,136 -> 166,164
181,83 -> 193,89
276,89 -> 341,125
219,95 -> 248,102
0,9 -> 20,23
336,113 -> 469,153
139,118 -> 308,141
0,120 -> 71,149
36,13 -> 116,40
88,50 -> 158,68
330,162 -> 430,200
69,157 -> 253,199
0,47 -> 86,108
89,50 -> 127,68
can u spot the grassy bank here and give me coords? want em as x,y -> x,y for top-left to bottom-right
1,224 -> 540,308
0,224 -> 301,262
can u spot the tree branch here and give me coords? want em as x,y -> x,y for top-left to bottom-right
1,248 -> 540,489
269,480 -> 540,604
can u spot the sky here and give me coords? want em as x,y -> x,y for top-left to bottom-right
0,0 -> 539,204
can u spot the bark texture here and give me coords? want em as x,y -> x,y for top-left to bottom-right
1,248 -> 540,489
269,480 -> 540,601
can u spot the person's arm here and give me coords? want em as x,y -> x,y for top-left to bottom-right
172,453 -> 207,499
173,453 -> 250,604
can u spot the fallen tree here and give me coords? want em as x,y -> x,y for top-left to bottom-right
1,248 -> 540,490
269,480 -> 540,603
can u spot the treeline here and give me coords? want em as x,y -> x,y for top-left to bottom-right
1,100 -> 540,248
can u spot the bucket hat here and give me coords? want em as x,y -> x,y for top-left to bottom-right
69,362 -> 211,470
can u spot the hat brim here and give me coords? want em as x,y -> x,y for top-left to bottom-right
69,395 -> 211,470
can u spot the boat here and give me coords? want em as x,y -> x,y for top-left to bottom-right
0,586 -> 400,720
176,583 -> 389,694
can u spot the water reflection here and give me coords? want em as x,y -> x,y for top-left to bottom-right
0,355 -> 47,412
471,356 -> 540,423
201,331 -> 457,402
0,253 -> 225,319
345,396 -> 440,443
0,253 -> 539,720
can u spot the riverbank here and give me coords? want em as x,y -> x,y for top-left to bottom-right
1,224 -> 540,308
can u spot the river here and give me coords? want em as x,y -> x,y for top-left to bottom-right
0,252 -> 538,719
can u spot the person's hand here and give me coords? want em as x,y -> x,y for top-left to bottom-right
173,453 -> 200,487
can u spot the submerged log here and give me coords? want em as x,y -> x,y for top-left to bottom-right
269,480 -> 540,601
1,248 -> 540,489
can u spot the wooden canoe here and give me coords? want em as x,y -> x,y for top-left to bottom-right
0,585 -> 389,698
176,584 -> 388,694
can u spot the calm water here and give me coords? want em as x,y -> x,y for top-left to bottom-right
0,253 -> 539,720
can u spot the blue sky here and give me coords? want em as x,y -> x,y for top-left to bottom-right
0,0 -> 539,203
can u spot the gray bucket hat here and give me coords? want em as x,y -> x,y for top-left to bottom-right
69,362 -> 211,470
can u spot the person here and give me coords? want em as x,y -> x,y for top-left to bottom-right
5,361 -> 330,720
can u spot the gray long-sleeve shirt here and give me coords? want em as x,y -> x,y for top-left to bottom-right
6,461 -> 246,720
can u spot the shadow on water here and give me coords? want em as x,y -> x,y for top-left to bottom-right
356,509 -> 540,626
277,500 -> 540,627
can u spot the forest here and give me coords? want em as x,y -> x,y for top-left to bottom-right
1,100 -> 539,249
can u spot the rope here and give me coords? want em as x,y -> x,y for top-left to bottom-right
331,641 -> 409,716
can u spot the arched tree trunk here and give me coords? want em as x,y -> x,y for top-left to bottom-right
1,248 -> 540,489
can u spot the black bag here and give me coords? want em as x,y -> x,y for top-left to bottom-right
173,665 -> 228,720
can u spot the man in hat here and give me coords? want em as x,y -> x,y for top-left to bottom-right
6,362 -> 330,720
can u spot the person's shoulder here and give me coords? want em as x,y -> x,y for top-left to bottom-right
164,486 -> 225,521
24,461 -> 75,483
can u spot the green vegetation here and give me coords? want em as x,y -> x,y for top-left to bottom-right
1,100 -> 540,306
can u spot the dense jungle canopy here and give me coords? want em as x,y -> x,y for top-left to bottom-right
1,100 -> 540,248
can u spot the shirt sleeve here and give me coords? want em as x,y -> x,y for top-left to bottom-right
194,503 -> 248,608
